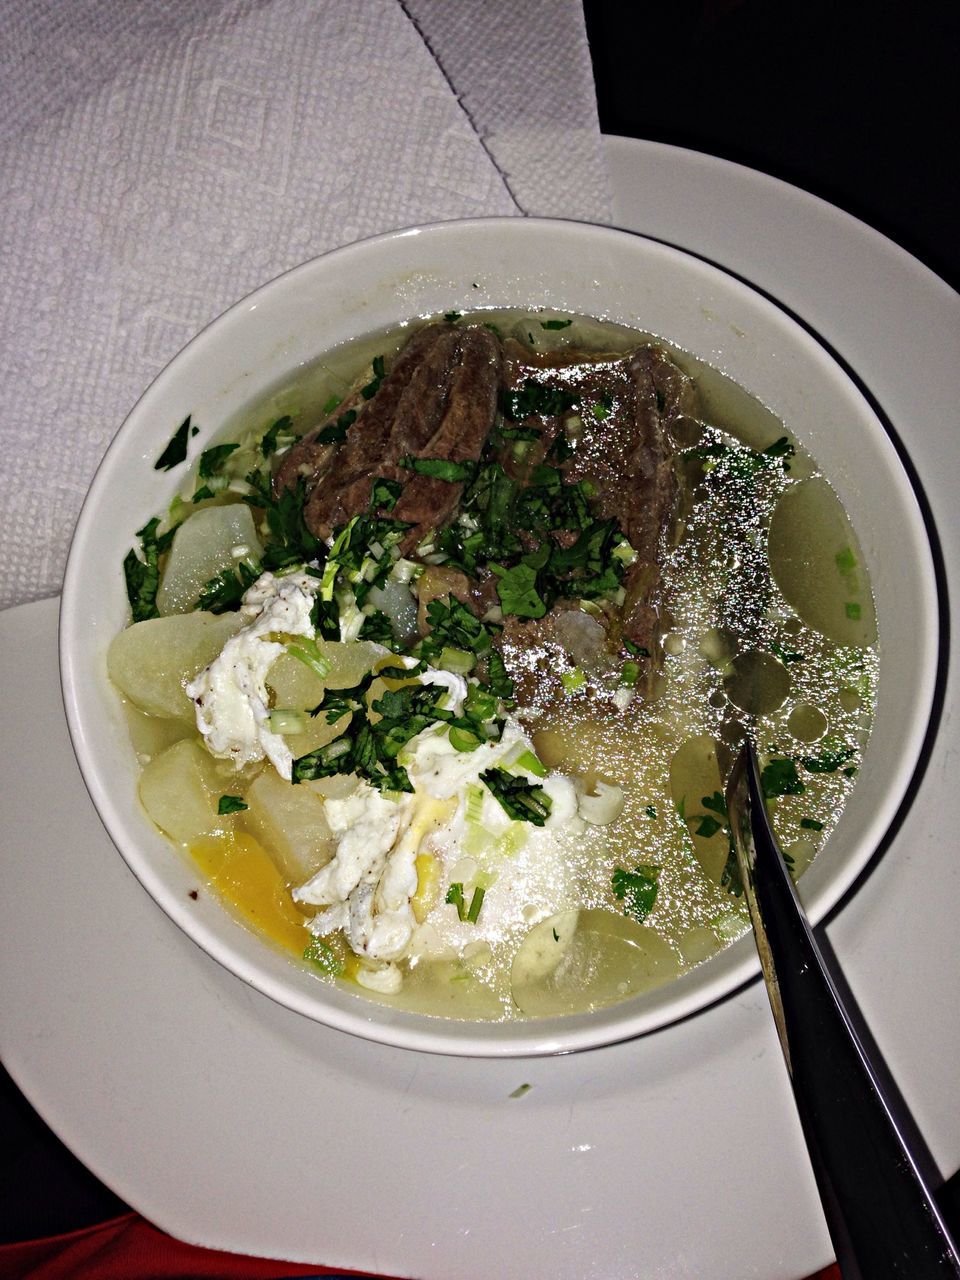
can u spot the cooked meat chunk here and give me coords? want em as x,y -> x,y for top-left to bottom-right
274,324 -> 501,553
500,338 -> 691,670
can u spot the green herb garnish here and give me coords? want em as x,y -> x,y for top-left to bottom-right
218,794 -> 248,815
480,767 -> 552,826
154,415 -> 195,471
540,318 -> 572,330
612,864 -> 660,922
761,758 -> 806,797
399,456 -> 476,484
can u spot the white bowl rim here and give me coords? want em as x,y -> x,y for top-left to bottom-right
59,215 -> 941,1058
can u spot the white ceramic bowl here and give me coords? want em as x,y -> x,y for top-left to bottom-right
60,218 -> 938,1057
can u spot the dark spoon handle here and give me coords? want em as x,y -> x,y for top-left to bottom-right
727,742 -> 960,1280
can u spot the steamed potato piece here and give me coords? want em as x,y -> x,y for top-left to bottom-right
107,611 -> 246,721
265,643 -> 385,756
669,734 -> 728,884
511,909 -> 681,1016
242,768 -> 336,883
157,505 -> 263,616
139,738 -> 227,844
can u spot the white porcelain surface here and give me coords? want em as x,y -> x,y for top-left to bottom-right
60,215 -> 935,1056
1,139 -> 957,1279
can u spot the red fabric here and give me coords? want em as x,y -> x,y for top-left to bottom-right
0,1213 -> 408,1280
0,1212 -> 839,1280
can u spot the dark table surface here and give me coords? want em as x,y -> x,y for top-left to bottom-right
3,0 -> 958,1261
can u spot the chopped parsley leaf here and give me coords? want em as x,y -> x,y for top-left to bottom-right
802,746 -> 856,774
500,380 -> 578,421
612,864 -> 660,922
761,758 -> 806,798
218,794 -> 248,815
195,559 -> 261,612
123,517 -> 170,622
315,408 -> 357,446
154,415 -> 194,471
198,442 -> 239,478
360,355 -> 386,401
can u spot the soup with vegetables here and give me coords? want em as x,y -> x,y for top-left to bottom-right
110,311 -> 878,1020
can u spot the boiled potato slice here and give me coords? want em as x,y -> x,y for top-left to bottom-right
107,610 -> 246,721
139,738 -> 226,844
157,505 -> 263,615
669,734 -> 728,884
242,767 -> 335,883
511,909 -> 681,1016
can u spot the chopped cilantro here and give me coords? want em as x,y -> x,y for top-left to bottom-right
612,864 -> 660,922
845,601 -> 862,620
644,804 -> 658,820
315,408 -> 357,446
357,609 -> 396,646
154,415 -> 194,471
123,516 -> 170,622
800,817 -> 824,831
835,546 -> 858,573
360,355 -> 386,401
492,561 -> 546,619
259,416 -> 293,459
771,641 -> 804,664
195,559 -> 260,612
443,310 -> 462,323
320,395 -> 341,416
217,794 -> 248,815
540,318 -> 572,330
802,746 -> 856,774
243,471 -> 324,572
623,639 -> 650,659
500,379 -> 578,421
198,442 -> 239,478
369,477 -> 401,512
761,758 -> 806,798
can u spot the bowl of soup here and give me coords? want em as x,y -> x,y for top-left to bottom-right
60,218 -> 938,1056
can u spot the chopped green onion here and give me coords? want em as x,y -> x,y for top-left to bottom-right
466,886 -> 485,923
845,601 -> 862,620
286,637 -> 332,681
512,749 -> 547,778
620,661 -> 640,688
438,646 -> 475,675
268,709 -> 306,735
303,937 -> 343,975
154,415 -> 195,471
561,668 -> 586,696
449,726 -> 481,752
446,882 -> 467,921
465,784 -> 486,825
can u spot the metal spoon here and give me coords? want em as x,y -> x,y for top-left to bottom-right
725,739 -> 960,1279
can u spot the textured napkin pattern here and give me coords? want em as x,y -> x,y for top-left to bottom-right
0,0 -> 610,610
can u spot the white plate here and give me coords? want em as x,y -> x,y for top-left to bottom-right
1,138 -> 958,1279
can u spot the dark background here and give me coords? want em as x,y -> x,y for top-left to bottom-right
584,0 -> 959,292
2,0 -> 957,1255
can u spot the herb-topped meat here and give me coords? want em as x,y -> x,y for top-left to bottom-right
272,320 -> 687,704
495,339 -> 688,664
274,324 -> 501,553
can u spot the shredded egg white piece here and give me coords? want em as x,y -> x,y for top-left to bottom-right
185,570 -> 320,779
295,714 -> 583,982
